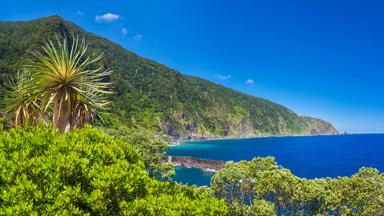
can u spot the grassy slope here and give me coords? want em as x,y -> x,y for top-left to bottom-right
0,16 -> 338,138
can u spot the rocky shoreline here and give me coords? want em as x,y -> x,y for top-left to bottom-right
168,132 -> 341,147
169,156 -> 226,171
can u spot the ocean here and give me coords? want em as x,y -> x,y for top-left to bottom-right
168,134 -> 384,186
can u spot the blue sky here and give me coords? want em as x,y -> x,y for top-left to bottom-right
1,0 -> 384,133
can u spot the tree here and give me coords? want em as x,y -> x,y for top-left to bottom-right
211,157 -> 384,215
26,37 -> 111,132
104,128 -> 175,181
2,70 -> 44,127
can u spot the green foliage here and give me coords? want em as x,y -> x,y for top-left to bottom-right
2,37 -> 112,133
211,157 -> 384,216
122,182 -> 229,216
2,70 -> 43,127
230,199 -> 275,216
0,126 -> 229,215
107,129 -> 175,180
0,16 -> 337,138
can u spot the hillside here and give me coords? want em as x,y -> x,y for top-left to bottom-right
0,16 -> 338,139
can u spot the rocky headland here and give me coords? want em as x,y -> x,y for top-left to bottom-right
169,156 -> 226,171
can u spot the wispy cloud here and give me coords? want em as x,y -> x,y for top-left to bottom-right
122,28 -> 128,35
245,79 -> 255,85
134,34 -> 143,41
95,13 -> 120,22
76,11 -> 84,16
215,74 -> 232,81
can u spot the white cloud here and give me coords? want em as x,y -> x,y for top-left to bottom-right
95,13 -> 120,22
76,11 -> 84,16
245,79 -> 255,85
215,74 -> 232,80
134,34 -> 143,41
122,28 -> 128,35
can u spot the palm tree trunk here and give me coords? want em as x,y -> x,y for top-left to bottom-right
53,95 -> 71,133
15,109 -> 24,128
79,109 -> 85,128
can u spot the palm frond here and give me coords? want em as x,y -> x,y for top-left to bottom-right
2,70 -> 46,127
25,36 -> 112,132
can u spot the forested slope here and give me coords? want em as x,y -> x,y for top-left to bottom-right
0,16 -> 338,138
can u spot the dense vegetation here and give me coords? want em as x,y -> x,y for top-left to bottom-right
0,126 -> 229,215
211,157 -> 384,215
0,125 -> 382,215
0,16 -> 337,139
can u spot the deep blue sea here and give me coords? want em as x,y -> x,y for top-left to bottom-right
168,134 -> 384,186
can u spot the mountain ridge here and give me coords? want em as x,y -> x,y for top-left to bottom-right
0,16 -> 338,138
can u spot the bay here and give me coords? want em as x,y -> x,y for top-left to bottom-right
168,134 -> 384,186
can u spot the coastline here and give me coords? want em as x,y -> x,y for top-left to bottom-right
169,134 -> 384,186
169,133 -> 344,147
167,133 -> 369,172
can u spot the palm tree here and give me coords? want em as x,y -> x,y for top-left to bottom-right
2,70 -> 44,127
26,37 -> 111,133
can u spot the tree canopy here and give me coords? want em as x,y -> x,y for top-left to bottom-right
211,157 -> 384,215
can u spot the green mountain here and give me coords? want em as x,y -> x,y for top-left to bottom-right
0,16 -> 338,139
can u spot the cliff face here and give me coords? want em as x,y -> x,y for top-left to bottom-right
0,16 -> 338,138
182,115 -> 338,140
299,116 -> 338,135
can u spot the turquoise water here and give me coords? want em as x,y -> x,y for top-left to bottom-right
168,134 -> 384,186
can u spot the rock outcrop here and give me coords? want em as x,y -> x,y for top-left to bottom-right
169,156 -> 226,171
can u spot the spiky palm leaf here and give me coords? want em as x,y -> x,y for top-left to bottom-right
72,87 -> 108,129
2,70 -> 44,127
27,37 -> 111,132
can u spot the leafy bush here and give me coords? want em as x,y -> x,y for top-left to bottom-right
211,157 -> 384,216
122,182 -> 228,215
0,126 -> 229,215
106,128 -> 175,181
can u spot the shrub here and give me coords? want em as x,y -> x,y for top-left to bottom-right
0,126 -> 229,215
